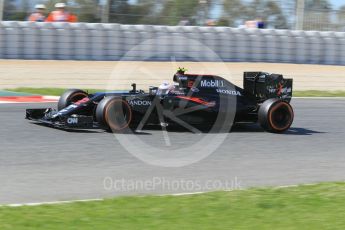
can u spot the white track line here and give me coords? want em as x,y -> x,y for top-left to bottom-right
1,199 -> 103,207
0,101 -> 58,104
0,96 -> 59,104
0,183 -> 318,208
43,96 -> 60,100
274,183 -> 318,189
163,191 -> 210,196
294,97 -> 345,99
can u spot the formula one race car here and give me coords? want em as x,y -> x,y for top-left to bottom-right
26,68 -> 294,133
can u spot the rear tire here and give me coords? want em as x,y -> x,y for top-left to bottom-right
95,97 -> 132,132
258,99 -> 294,133
57,89 -> 88,111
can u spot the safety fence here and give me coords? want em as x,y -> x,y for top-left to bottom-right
0,21 -> 345,65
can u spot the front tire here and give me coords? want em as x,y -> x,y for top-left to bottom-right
57,89 -> 88,111
258,99 -> 294,133
95,97 -> 132,132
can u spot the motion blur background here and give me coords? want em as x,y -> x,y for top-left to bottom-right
1,0 -> 344,89
0,0 -> 345,31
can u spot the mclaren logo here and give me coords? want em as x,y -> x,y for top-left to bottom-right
200,80 -> 225,88
128,100 -> 152,106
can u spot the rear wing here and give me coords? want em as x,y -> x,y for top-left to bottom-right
243,72 -> 293,103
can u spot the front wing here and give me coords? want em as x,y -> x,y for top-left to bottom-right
26,109 -> 97,129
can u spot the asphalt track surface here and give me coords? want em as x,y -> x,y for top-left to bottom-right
1,99 -> 345,204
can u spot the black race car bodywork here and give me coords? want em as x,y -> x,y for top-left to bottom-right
26,70 -> 294,133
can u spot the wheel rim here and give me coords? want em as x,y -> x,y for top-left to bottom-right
268,102 -> 293,131
104,99 -> 132,131
69,93 -> 88,104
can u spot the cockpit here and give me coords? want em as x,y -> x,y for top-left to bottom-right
156,82 -> 175,95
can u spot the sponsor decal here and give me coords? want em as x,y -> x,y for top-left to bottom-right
277,83 -> 283,96
74,97 -> 90,105
67,117 -> 78,124
56,104 -> 77,116
267,85 -> 292,95
281,87 -> 292,94
267,86 -> 276,94
207,101 -> 216,107
259,74 -> 267,79
187,80 -> 195,88
178,76 -> 188,80
200,80 -> 225,88
128,99 -> 152,106
176,96 -> 216,107
190,87 -> 200,93
216,89 -> 242,96
170,90 -> 184,95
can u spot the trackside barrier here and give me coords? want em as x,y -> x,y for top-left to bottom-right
0,21 -> 344,65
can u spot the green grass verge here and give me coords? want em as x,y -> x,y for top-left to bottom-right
1,182 -> 345,229
294,90 -> 345,97
5,88 -> 345,97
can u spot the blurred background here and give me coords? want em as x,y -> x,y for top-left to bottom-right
0,0 -> 344,31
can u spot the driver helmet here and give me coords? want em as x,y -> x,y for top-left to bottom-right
35,4 -> 46,9
55,3 -> 67,8
157,82 -> 174,95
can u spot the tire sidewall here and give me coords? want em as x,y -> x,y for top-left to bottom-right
258,99 -> 294,133
95,97 -> 132,131
57,89 -> 88,111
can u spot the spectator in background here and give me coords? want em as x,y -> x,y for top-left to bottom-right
178,17 -> 190,26
28,4 -> 46,22
245,20 -> 257,28
45,3 -> 78,23
244,18 -> 266,29
256,18 -> 265,29
206,19 -> 217,26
